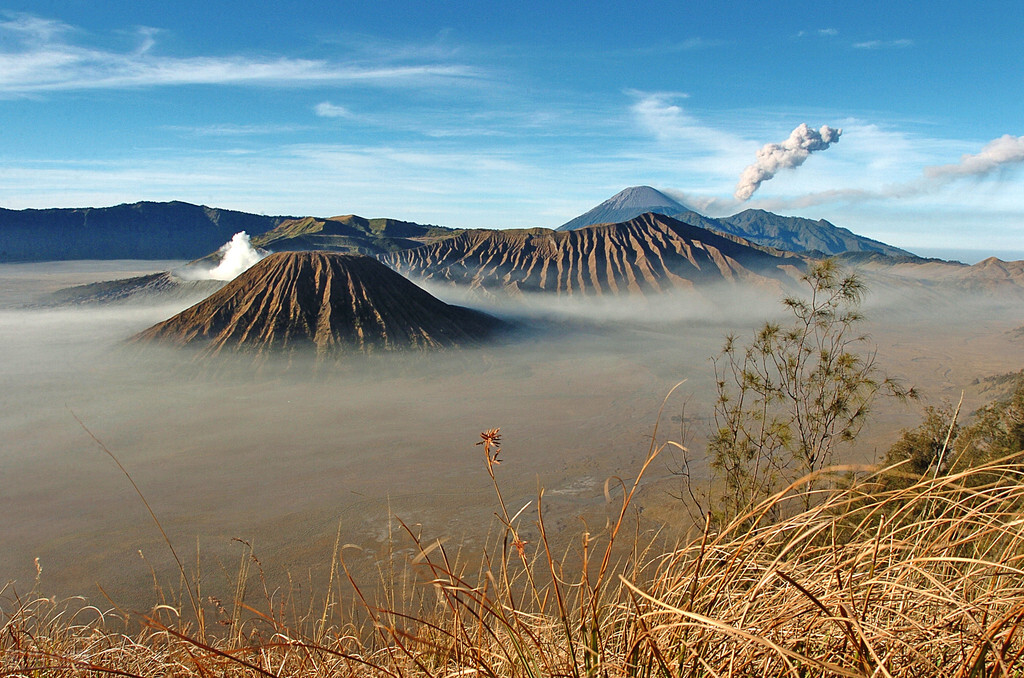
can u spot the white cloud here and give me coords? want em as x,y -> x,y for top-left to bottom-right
0,13 -> 74,41
797,28 -> 838,37
314,102 -> 354,118
0,13 -> 481,94
633,38 -> 730,54
163,123 -> 312,136
628,92 -> 750,159
130,27 -> 160,56
853,39 -> 914,49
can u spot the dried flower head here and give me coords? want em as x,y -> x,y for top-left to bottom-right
477,428 -> 502,464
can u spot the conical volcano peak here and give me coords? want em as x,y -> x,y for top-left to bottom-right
603,186 -> 686,211
133,251 -> 502,359
557,186 -> 689,231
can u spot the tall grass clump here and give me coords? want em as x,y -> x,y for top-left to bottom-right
5,436 -> 1024,676
320,436 -> 1024,677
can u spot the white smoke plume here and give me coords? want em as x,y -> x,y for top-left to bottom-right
924,134 -> 1024,180
734,123 -> 842,201
752,133 -> 1024,211
181,231 -> 268,281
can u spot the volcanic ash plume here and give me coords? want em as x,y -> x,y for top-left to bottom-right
924,134 -> 1024,180
734,124 -> 842,201
188,232 -> 268,281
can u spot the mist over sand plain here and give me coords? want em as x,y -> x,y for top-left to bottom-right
2,260 -> 1023,609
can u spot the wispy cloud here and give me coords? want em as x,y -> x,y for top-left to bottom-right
314,102 -> 354,118
853,39 -> 914,49
628,92 -> 750,158
286,143 -> 527,175
797,28 -> 838,37
0,13 -> 74,41
0,12 -> 482,94
633,37 -> 730,54
163,123 -> 313,137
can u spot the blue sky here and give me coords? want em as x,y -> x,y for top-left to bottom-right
1,1 -> 1022,260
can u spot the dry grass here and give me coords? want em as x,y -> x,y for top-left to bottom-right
4,431 -> 1024,677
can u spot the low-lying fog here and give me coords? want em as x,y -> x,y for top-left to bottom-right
2,260 -> 1023,609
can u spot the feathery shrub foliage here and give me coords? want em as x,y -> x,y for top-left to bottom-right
708,259 -> 913,519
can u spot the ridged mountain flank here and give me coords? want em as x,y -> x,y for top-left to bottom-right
382,212 -> 804,298
134,252 -> 502,357
556,186 -> 689,231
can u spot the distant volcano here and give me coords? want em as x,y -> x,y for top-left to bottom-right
133,251 -> 503,358
558,186 -> 914,258
557,186 -> 690,231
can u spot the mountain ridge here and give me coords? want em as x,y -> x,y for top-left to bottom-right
711,209 -> 914,258
0,201 -> 294,262
382,212 -> 805,299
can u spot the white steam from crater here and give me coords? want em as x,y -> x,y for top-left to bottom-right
181,231 -> 268,281
734,123 -> 842,201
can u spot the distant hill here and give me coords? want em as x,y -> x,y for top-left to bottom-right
133,251 -> 504,358
383,212 -> 805,298
887,256 -> 1024,294
253,215 -> 460,257
825,251 -> 1024,301
46,272 -> 224,306
0,201 -> 294,262
556,186 -> 690,231
556,187 -> 914,258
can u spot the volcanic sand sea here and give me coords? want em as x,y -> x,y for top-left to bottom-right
1,260 -> 1023,610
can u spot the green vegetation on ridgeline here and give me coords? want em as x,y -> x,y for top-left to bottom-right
252,215 -> 462,256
